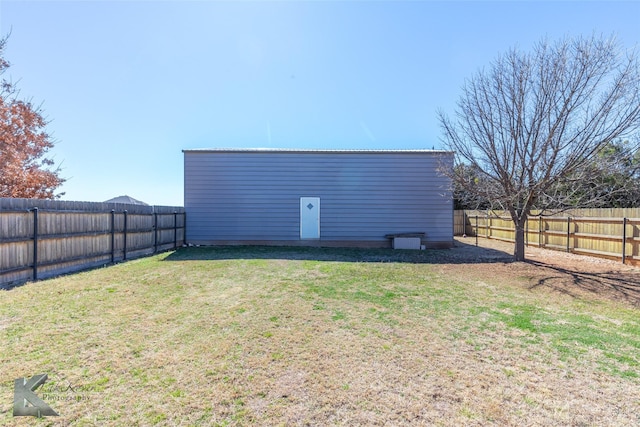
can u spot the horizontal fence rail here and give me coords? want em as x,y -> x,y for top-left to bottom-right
1,198 -> 185,287
454,208 -> 640,266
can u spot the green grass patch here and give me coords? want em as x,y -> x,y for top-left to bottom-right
1,245 -> 639,426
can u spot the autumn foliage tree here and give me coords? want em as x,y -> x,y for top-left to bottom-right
0,36 -> 64,199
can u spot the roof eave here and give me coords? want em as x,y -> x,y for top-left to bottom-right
182,148 -> 453,154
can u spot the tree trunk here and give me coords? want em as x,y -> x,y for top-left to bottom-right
514,222 -> 526,261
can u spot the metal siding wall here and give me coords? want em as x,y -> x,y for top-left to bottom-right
184,152 -> 453,245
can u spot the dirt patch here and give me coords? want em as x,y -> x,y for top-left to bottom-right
447,236 -> 640,308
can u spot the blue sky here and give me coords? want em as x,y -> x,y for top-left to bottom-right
1,1 -> 638,206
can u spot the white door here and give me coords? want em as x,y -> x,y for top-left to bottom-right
300,197 -> 320,239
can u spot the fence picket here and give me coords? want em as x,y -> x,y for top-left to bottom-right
455,208 -> 640,266
0,198 -> 186,287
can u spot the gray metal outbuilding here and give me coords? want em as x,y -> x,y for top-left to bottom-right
183,148 -> 454,248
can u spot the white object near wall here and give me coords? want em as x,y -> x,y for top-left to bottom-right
393,237 -> 421,250
300,197 -> 320,239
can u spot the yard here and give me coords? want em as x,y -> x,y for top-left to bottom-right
1,238 -> 639,426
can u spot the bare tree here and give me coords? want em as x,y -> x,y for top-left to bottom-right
439,35 -> 640,261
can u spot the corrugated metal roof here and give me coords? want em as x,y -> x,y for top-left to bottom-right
182,148 -> 452,154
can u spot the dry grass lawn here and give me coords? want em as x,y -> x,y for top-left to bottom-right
1,238 -> 639,426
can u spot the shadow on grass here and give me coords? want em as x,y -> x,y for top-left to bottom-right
528,261 -> 640,307
162,239 -> 514,265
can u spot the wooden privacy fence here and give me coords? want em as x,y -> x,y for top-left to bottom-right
455,208 -> 640,266
1,198 -> 185,287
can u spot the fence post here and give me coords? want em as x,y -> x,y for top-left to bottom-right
539,215 -> 543,248
123,210 -> 128,261
475,215 -> 478,247
622,217 -> 627,264
525,215 -> 529,247
110,209 -> 115,263
566,217 -> 571,252
174,211 -> 178,249
153,212 -> 158,253
463,211 -> 467,237
486,213 -> 490,239
183,212 -> 186,245
32,207 -> 39,281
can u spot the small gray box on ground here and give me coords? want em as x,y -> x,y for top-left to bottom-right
393,237 -> 421,250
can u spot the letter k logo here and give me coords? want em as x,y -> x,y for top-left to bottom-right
13,374 -> 58,417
